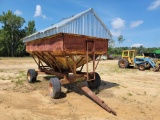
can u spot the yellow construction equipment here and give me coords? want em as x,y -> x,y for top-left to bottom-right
118,50 -> 159,72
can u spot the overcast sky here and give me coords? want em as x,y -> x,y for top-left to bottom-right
0,0 -> 160,47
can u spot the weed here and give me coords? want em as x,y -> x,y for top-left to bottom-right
122,96 -> 127,100
127,93 -> 133,96
19,70 -> 26,77
0,69 -> 5,72
140,111 -> 146,115
143,91 -> 147,95
1,77 -> 6,80
16,79 -> 24,85
13,70 -> 27,85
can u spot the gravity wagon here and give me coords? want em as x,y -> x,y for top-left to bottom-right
23,8 -> 116,115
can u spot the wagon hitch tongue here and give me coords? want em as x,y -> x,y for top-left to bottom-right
77,81 -> 117,116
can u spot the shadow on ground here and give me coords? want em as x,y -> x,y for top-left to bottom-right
42,76 -> 120,98
62,80 -> 119,97
99,80 -> 119,91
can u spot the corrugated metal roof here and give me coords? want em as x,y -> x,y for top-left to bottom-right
23,8 -> 112,42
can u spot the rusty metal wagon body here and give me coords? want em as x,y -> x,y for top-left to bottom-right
26,33 -> 108,83
23,8 -> 116,115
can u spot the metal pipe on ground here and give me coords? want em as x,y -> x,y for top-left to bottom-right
77,81 -> 117,116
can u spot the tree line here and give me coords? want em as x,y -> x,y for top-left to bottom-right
0,10 -> 36,57
108,46 -> 160,55
109,34 -> 160,55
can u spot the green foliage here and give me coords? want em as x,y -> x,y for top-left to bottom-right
0,10 -> 36,57
108,35 -> 159,56
108,46 -> 160,55
109,35 -> 125,46
25,20 -> 36,36
118,35 -> 125,44
108,35 -> 125,54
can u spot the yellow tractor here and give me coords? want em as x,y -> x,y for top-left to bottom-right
118,50 -> 159,71
118,50 -> 137,68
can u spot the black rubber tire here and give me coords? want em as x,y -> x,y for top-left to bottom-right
88,72 -> 101,89
27,69 -> 37,83
118,58 -> 129,68
138,64 -> 145,71
49,78 -> 61,99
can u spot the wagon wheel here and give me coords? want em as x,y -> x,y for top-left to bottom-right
138,64 -> 145,71
118,58 -> 129,68
88,72 -> 101,89
49,78 -> 61,99
27,69 -> 37,83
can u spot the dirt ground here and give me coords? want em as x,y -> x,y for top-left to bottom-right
0,57 -> 160,120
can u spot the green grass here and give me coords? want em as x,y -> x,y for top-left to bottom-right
19,70 -> 26,77
15,70 -> 27,85
15,79 -> 24,85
